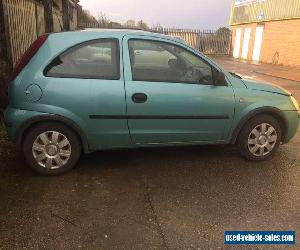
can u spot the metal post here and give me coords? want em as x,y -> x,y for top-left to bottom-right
44,0 -> 53,33
1,0 -> 12,64
62,0 -> 70,31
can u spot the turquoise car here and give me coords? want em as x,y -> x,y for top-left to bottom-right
4,30 -> 300,175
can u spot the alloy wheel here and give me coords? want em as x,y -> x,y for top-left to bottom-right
247,123 -> 278,157
32,131 -> 72,169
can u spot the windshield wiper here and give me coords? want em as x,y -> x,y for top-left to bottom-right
229,72 -> 242,79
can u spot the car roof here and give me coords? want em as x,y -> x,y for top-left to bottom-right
82,28 -> 152,35
50,29 -> 187,45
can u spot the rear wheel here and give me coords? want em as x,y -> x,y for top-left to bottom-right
23,122 -> 81,175
237,115 -> 282,161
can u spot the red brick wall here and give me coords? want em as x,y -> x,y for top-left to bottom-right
231,19 -> 300,66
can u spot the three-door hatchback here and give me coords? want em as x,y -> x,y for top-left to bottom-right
4,30 -> 300,175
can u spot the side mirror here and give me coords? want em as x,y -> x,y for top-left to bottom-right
212,68 -> 227,86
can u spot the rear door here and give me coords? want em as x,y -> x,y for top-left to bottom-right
43,38 -> 131,149
122,35 -> 236,145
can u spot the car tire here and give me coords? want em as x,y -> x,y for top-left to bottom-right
23,122 -> 81,175
237,114 -> 282,161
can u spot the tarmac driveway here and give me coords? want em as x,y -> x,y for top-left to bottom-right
0,58 -> 299,249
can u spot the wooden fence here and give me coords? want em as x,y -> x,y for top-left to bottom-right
152,28 -> 231,55
1,0 -> 79,66
3,0 -> 38,66
79,23 -> 232,55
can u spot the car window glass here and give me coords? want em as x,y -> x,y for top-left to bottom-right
128,40 -> 213,84
45,39 -> 119,79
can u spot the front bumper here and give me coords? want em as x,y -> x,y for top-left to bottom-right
282,110 -> 300,143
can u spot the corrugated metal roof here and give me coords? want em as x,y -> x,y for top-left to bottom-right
230,0 -> 300,25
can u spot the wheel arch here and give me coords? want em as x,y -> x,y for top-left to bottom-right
16,115 -> 91,153
231,107 -> 288,144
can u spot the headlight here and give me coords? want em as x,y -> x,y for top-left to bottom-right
290,96 -> 299,111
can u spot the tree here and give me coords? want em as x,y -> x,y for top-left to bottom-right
97,12 -> 110,27
109,22 -> 122,28
152,23 -> 163,29
151,23 -> 164,33
216,27 -> 231,35
136,20 -> 149,30
124,20 -> 136,28
77,8 -> 97,23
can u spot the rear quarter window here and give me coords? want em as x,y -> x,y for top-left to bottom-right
44,39 -> 120,80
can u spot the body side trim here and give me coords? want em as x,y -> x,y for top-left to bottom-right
89,115 -> 230,120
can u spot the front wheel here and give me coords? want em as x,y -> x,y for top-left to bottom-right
237,115 -> 282,161
23,122 -> 81,175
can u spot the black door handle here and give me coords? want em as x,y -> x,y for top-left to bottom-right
132,93 -> 148,103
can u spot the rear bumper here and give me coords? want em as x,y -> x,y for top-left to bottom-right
4,108 -> 15,142
4,106 -> 49,144
4,106 -> 92,153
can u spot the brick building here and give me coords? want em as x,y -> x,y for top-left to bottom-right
230,0 -> 300,65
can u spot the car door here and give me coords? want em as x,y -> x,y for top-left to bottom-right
43,38 -> 131,149
122,35 -> 236,145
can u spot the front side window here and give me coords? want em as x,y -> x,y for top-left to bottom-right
45,39 -> 120,79
128,40 -> 213,84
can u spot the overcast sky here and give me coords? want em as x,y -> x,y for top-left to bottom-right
79,0 -> 231,29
